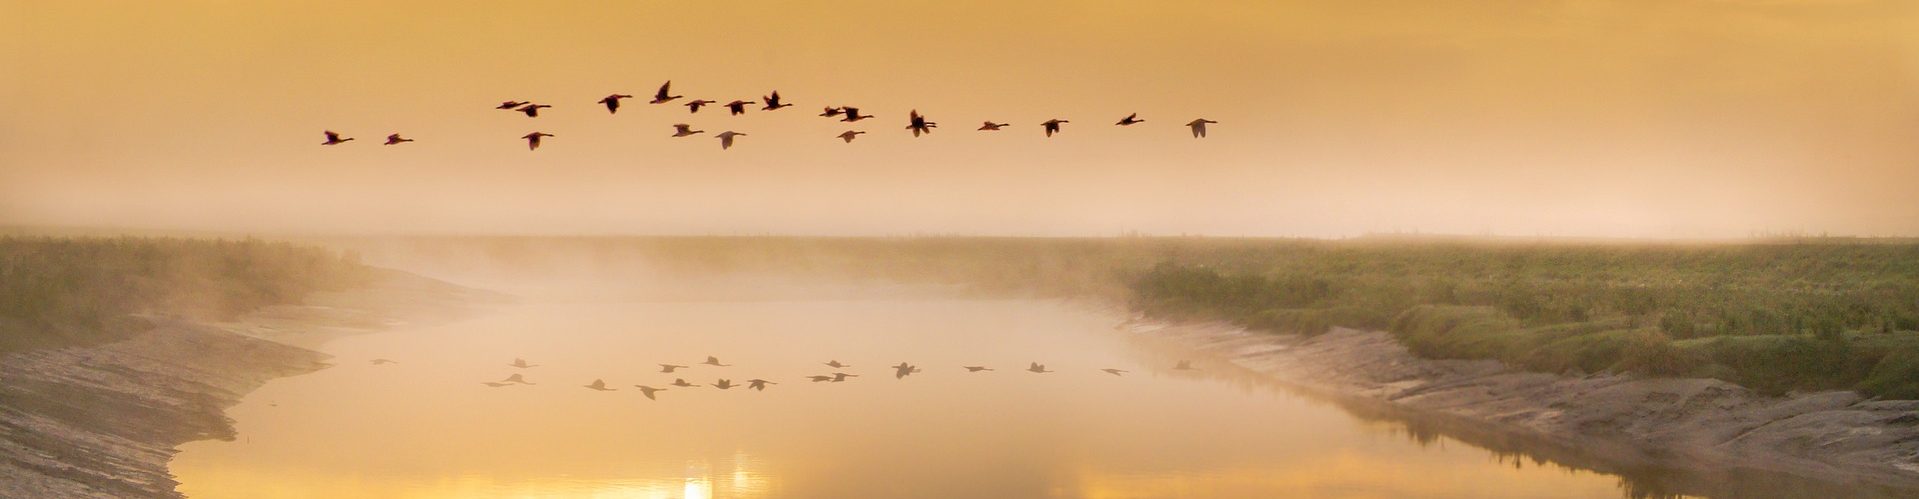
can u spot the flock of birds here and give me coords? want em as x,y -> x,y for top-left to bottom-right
319,81 -> 1221,150
369,355 -> 1202,401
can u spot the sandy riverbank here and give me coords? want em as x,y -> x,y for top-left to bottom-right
0,269 -> 496,499
1125,319 -> 1919,492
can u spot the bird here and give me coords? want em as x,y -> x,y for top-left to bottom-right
724,100 -> 754,115
1027,362 -> 1052,373
819,106 -> 844,118
584,379 -> 617,391
713,379 -> 736,390
703,356 -> 732,366
650,81 -> 681,104
521,132 -> 553,151
383,134 -> 413,145
906,110 -> 937,137
598,94 -> 634,114
369,358 -> 397,365
840,107 -> 874,122
685,99 -> 717,113
716,131 -> 746,150
509,358 -> 539,369
516,103 -> 552,117
321,131 -> 353,145
761,91 -> 792,111
807,375 -> 835,382
671,124 -> 705,137
1174,360 -> 1196,371
893,362 -> 918,379
659,363 -> 689,373
671,378 -> 702,388
1101,368 -> 1128,376
496,100 -> 529,110
978,122 -> 1009,131
1116,113 -> 1144,126
1186,118 -> 1218,138
482,381 -> 513,388
747,379 -> 777,391
1042,119 -> 1069,137
962,366 -> 993,372
836,131 -> 865,143
824,360 -> 851,368
500,373 -> 535,385
831,372 -> 859,382
634,385 -> 666,400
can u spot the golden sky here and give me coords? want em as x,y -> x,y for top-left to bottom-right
3,0 -> 1916,237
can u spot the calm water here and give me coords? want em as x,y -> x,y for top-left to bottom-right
170,296 -> 1876,498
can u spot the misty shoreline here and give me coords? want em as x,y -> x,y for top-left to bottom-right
1124,318 -> 1919,494
0,269 -> 492,499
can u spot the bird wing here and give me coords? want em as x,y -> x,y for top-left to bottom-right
656,81 -> 672,99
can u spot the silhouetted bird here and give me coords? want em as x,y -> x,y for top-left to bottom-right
1174,360 -> 1195,371
1027,362 -> 1052,373
761,91 -> 791,111
962,366 -> 993,372
672,124 -> 704,137
832,372 -> 859,382
894,362 -> 919,379
383,134 -> 413,145
584,379 -> 617,391
819,106 -> 844,118
713,379 -> 737,390
671,378 -> 702,388
748,379 -> 777,391
369,358 -> 397,365
807,375 -> 835,382
500,373 -> 535,385
703,356 -> 732,366
978,122 -> 1009,131
837,130 -> 866,143
510,358 -> 539,369
1116,113 -> 1144,126
685,99 -> 717,113
651,81 -> 682,104
496,100 -> 529,110
598,94 -> 634,114
1186,119 -> 1217,138
659,363 -> 689,373
321,131 -> 353,145
724,100 -> 753,115
482,381 -> 513,388
516,103 -> 552,117
521,132 -> 553,151
906,110 -> 937,137
840,107 -> 873,122
716,131 -> 746,150
635,385 -> 666,400
1101,368 -> 1128,376
825,360 -> 851,368
1042,119 -> 1069,137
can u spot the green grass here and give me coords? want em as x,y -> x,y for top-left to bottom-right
0,237 -> 372,353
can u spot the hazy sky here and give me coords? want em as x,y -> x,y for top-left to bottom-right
3,0 -> 1916,237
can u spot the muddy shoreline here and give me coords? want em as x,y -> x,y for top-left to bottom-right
0,269 -> 493,499
1125,318 -> 1919,494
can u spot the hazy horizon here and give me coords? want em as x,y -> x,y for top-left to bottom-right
5,1 -> 1917,238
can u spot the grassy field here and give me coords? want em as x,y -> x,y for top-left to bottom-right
0,237 -> 372,353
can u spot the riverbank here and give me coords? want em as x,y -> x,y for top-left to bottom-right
1127,319 -> 1919,491
0,269 -> 495,499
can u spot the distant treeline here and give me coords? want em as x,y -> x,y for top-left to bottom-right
0,237 -> 371,352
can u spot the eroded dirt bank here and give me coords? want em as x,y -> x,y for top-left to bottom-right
1128,320 -> 1919,491
0,269 -> 494,499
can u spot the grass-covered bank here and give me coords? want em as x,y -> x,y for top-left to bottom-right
1129,242 -> 1919,398
0,237 -> 373,353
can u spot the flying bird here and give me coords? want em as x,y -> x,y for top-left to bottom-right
1027,362 -> 1053,373
1186,119 -> 1218,138
1173,360 -> 1196,371
321,131 -> 353,145
369,358 -> 397,365
1042,119 -> 1069,137
824,360 -> 851,368
671,124 -> 704,137
713,379 -> 737,390
832,372 -> 859,382
761,91 -> 792,111
516,103 -> 552,117
496,100 -> 529,110
510,358 -> 539,369
521,132 -> 553,151
634,385 -> 666,400
650,81 -> 682,104
840,107 -> 873,122
659,363 -> 689,373
482,381 -> 513,388
671,378 -> 702,388
1101,368 -> 1129,376
716,131 -> 746,150
747,379 -> 776,391
382,134 -> 413,145
962,366 -> 993,372
500,373 -> 535,385
584,379 -> 617,391
685,99 -> 717,113
819,106 -> 844,118
598,94 -> 634,114
978,122 -> 1009,131
724,100 -> 754,115
703,356 -> 732,367
906,110 -> 937,137
1116,113 -> 1144,126
807,375 -> 835,382
893,362 -> 920,379
836,131 -> 866,143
